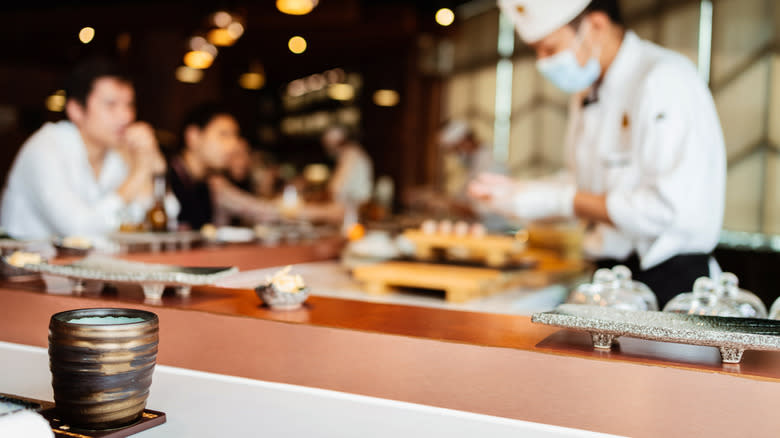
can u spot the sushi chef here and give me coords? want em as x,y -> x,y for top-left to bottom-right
469,0 -> 726,305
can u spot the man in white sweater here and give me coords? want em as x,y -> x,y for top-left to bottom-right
1,58 -> 171,239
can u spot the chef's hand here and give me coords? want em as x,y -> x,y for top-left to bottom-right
468,173 -> 576,221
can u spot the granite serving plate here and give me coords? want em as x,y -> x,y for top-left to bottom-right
532,304 -> 780,364
5,254 -> 237,301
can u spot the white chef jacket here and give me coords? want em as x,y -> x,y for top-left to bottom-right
564,31 -> 726,270
329,144 -> 373,204
0,121 -> 172,240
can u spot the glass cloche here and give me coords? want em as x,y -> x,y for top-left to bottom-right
769,296 -> 780,320
567,265 -> 657,311
663,277 -> 741,317
715,272 -> 767,318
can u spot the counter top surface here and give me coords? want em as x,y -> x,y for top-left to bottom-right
0,341 -> 618,438
1,242 -> 779,438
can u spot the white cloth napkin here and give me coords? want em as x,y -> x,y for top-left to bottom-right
0,410 -> 53,438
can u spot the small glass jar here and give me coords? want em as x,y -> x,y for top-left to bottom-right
567,266 -> 654,312
612,265 -> 658,311
769,297 -> 780,320
716,272 -> 767,318
663,277 -> 741,317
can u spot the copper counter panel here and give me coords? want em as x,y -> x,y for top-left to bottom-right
119,238 -> 344,271
1,244 -> 779,437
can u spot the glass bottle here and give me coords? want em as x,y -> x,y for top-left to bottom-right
663,277 -> 741,317
716,272 -> 767,318
145,173 -> 168,232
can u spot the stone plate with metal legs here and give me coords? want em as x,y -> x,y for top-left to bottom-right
531,304 -> 780,364
3,254 -> 237,301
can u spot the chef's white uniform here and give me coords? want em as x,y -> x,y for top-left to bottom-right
565,31 -> 726,272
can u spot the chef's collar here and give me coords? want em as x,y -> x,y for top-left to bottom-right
582,80 -> 601,107
591,30 -> 641,104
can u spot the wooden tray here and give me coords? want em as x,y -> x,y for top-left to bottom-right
352,255 -> 584,303
402,229 -> 526,268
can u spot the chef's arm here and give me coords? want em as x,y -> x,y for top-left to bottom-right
574,192 -> 613,225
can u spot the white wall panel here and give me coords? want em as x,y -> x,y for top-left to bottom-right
711,0 -> 773,86
764,153 -> 780,234
769,56 -> 780,146
724,152 -> 764,232
507,113 -> 535,175
510,58 -> 535,109
539,106 -> 568,170
659,2 -> 700,66
714,58 -> 770,159
453,9 -> 500,71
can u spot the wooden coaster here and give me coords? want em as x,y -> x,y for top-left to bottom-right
40,408 -> 166,438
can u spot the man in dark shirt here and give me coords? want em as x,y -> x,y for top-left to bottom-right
169,103 -> 277,229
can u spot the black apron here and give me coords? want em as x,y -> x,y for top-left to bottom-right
596,253 -> 712,308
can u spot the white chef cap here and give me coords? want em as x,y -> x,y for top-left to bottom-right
498,0 -> 591,44
439,120 -> 471,149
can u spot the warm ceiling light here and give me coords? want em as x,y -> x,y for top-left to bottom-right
175,66 -> 203,83
190,36 -> 207,51
227,22 -> 244,39
207,28 -> 236,47
239,72 -> 265,90
183,50 -> 214,69
276,0 -> 319,15
79,27 -> 95,44
200,42 -> 218,57
213,11 -> 232,28
45,90 -> 66,112
327,83 -> 355,101
324,68 -> 345,84
288,36 -> 307,54
373,89 -> 400,107
189,38 -> 218,56
287,79 -> 306,97
303,163 -> 330,184
435,8 -> 455,26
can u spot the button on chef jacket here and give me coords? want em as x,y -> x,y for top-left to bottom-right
563,31 -> 726,270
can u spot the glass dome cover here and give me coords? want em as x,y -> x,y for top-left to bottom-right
716,272 -> 767,318
567,265 -> 657,311
769,296 -> 780,320
663,277 -> 741,317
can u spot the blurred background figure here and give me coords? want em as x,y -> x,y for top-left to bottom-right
226,138 -> 254,194
281,124 -> 373,228
404,120 -> 510,231
323,124 -> 373,209
167,102 -> 277,229
0,57 -> 176,240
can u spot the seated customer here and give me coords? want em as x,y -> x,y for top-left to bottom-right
0,57 -> 169,239
168,103 -> 277,229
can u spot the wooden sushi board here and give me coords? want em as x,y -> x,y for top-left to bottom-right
352,250 -> 585,303
401,229 -> 527,268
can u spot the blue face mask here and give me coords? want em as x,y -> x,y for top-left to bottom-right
536,25 -> 601,94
